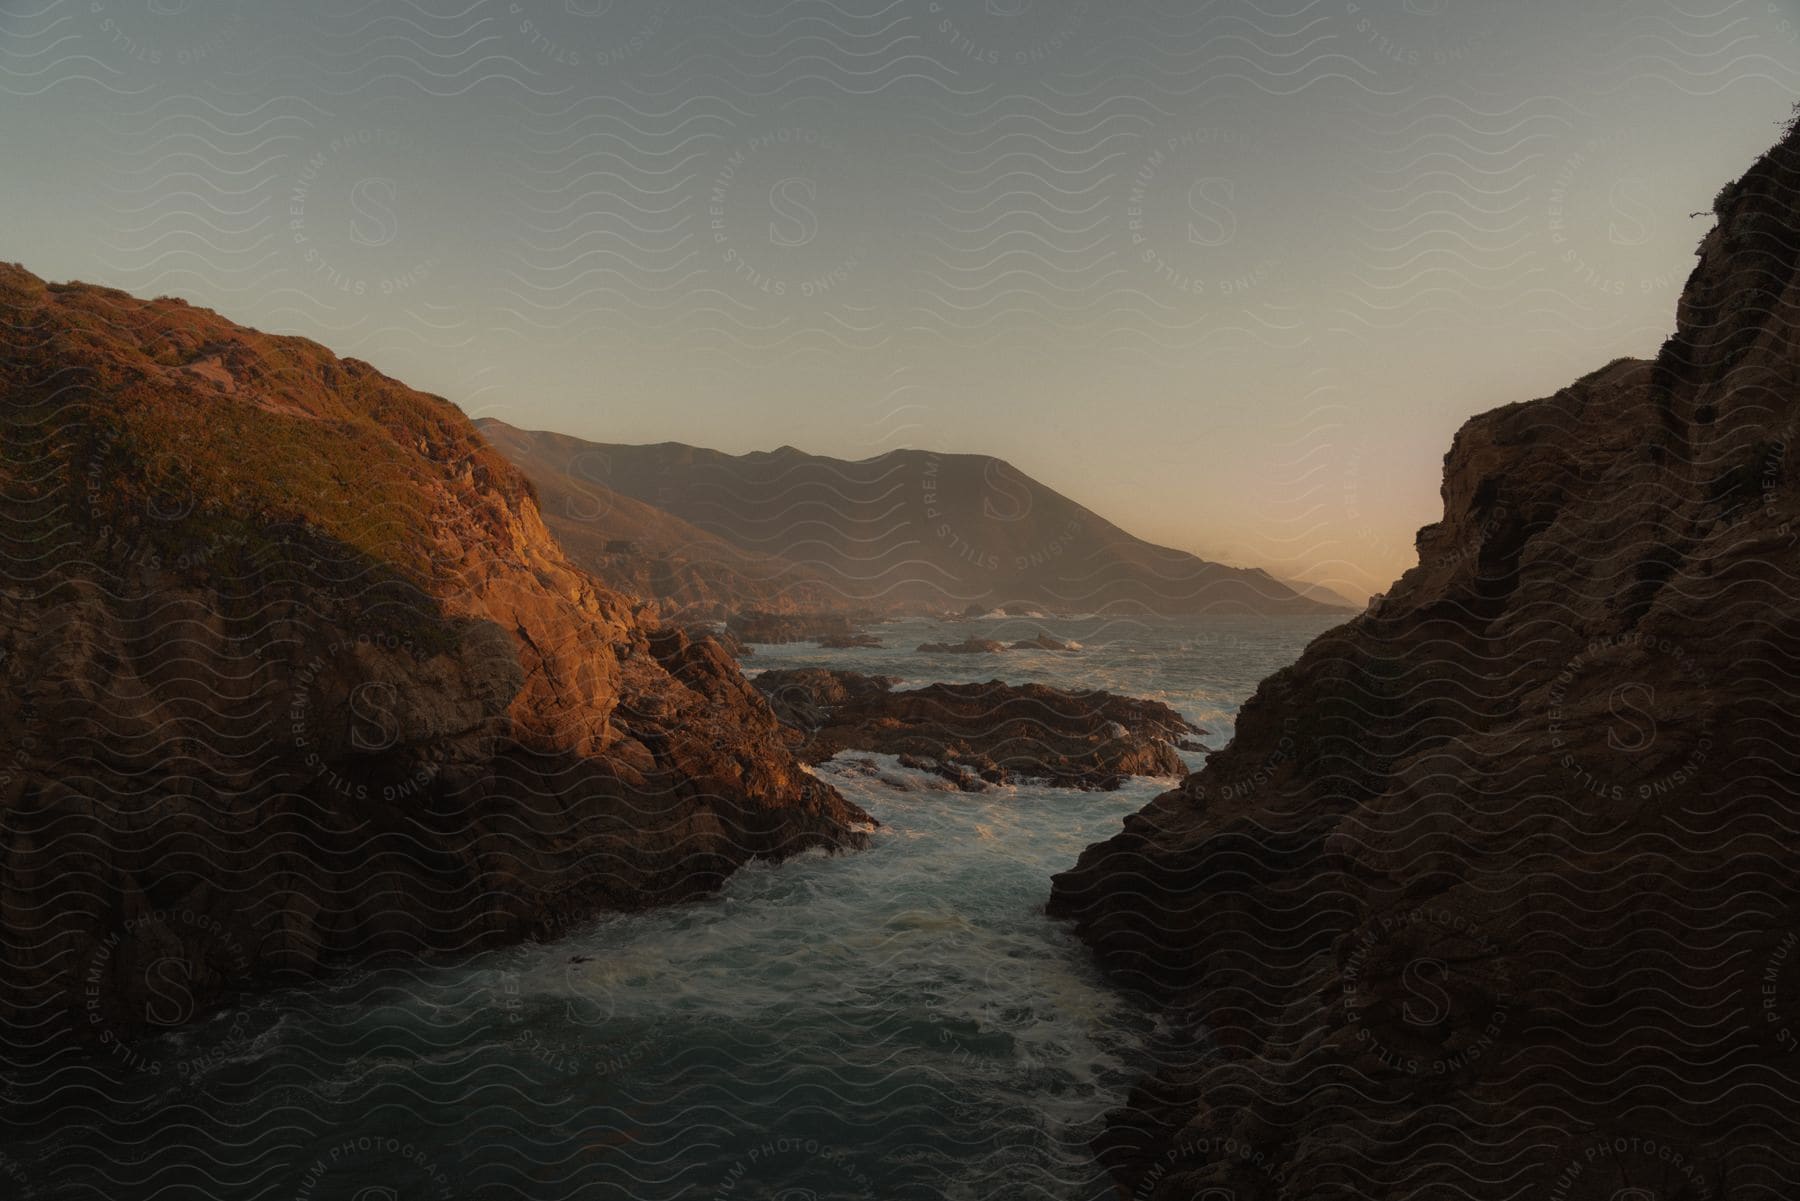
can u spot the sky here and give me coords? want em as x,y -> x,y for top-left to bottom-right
2,0 -> 1797,602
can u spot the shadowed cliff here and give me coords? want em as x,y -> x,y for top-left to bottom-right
1048,120 -> 1800,1197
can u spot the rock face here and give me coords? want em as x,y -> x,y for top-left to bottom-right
480,426 -> 1350,617
754,668 -> 1202,790
0,267 -> 870,1057
1046,127 -> 1800,1194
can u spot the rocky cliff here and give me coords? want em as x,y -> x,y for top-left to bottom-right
1048,125 -> 1800,1195
0,266 -> 870,1059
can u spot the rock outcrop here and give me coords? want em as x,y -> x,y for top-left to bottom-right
1046,124 -> 1800,1195
754,668 -> 1202,789
916,637 -> 1009,655
817,632 -> 883,649
917,632 -> 1079,654
0,267 -> 870,1059
1010,632 -> 1080,652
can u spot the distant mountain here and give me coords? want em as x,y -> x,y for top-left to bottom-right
476,421 -> 1349,617
1271,574 -> 1366,610
476,422 -> 835,619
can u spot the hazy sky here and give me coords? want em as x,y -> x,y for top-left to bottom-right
3,0 -> 1797,600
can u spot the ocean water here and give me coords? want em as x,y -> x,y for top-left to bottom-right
7,613 -> 1336,1201
744,612 -> 1340,753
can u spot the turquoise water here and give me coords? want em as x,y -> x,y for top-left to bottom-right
6,614 -> 1336,1201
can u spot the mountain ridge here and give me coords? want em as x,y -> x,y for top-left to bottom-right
474,419 -> 840,620
477,418 -> 1350,619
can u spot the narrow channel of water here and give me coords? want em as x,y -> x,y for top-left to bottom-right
7,614 -> 1335,1200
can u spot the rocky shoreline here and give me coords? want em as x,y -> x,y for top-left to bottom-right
1046,123 -> 1800,1196
0,264 -> 1236,1071
754,668 -> 1203,790
0,267 -> 871,1055
11,118 -> 1795,1198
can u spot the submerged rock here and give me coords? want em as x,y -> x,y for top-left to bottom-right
818,632 -> 883,649
917,631 -> 1078,654
1010,631 -> 1080,652
754,668 -> 1204,790
895,752 -> 989,792
917,637 -> 1008,654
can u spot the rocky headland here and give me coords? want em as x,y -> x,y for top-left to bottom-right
1047,124 -> 1800,1194
753,668 -> 1203,790
0,267 -> 871,1056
